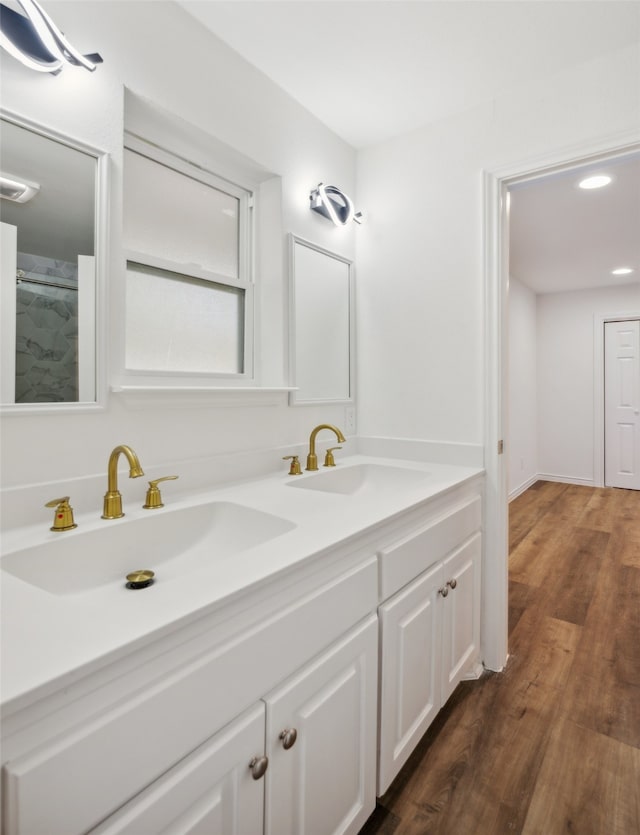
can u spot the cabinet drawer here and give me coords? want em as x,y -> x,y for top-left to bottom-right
378,495 -> 481,599
3,558 -> 377,835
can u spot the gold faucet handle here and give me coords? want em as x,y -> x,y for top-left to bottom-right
323,447 -> 342,467
283,455 -> 302,476
143,476 -> 179,509
45,497 -> 78,532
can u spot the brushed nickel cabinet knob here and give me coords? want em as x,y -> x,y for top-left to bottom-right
447,578 -> 458,590
249,756 -> 269,780
438,586 -> 449,598
279,728 -> 298,750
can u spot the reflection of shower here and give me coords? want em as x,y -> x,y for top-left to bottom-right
17,273 -> 77,291
1,221 -> 96,406
15,255 -> 79,403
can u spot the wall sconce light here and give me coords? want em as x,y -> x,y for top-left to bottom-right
0,173 -> 40,203
310,183 -> 364,226
0,0 -> 103,74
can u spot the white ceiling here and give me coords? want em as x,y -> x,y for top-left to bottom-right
179,0 -> 640,296
509,152 -> 640,294
178,1 -> 640,149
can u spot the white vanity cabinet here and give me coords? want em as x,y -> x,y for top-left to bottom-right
2,557 -> 378,835
377,493 -> 482,794
264,616 -> 377,835
1,462 -> 484,835
89,615 -> 377,835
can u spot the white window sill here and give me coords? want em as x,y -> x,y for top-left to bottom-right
110,385 -> 296,409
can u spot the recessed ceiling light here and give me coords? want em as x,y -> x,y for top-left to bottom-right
611,267 -> 634,275
578,174 -> 612,190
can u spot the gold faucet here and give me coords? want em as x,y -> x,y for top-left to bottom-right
102,445 -> 145,519
306,424 -> 346,471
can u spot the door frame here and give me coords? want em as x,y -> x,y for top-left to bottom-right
596,314 -> 640,487
482,130 -> 640,673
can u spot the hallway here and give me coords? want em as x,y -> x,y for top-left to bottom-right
362,481 -> 640,834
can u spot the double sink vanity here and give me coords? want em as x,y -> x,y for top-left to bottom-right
1,432 -> 484,835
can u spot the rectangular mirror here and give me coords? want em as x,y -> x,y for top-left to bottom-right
289,235 -> 354,405
0,113 -> 106,411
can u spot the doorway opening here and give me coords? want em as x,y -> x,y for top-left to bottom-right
507,151 -> 640,499
482,134 -> 640,673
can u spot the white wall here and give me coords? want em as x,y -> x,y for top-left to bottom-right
537,283 -> 640,484
356,42 -> 640,447
508,278 -> 537,498
2,4 -> 639,500
507,282 -> 640,491
0,2 -> 358,491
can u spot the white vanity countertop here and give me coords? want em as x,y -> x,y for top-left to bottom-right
0,455 -> 483,713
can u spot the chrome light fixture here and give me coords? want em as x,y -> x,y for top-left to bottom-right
310,183 -> 364,226
0,173 -> 40,202
0,0 -> 102,74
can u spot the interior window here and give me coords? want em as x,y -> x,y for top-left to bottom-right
122,143 -> 253,381
125,262 -> 244,374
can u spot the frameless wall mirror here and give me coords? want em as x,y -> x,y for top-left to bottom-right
0,113 -> 105,410
289,235 -> 354,405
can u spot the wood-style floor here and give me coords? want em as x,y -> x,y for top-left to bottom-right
360,481 -> 640,835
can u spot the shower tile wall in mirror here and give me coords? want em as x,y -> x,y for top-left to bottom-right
15,254 -> 79,403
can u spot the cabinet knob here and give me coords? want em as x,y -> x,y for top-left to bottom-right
249,756 -> 269,780
279,728 -> 298,750
438,586 -> 449,597
447,578 -> 458,590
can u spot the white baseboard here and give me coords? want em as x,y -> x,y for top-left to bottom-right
508,475 -> 539,502
537,473 -> 594,488
463,661 -> 485,680
509,472 -> 595,502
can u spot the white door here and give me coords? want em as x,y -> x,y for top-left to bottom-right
604,319 -> 640,490
263,616 -> 377,835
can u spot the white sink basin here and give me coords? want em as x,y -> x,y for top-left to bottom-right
287,464 -> 430,496
1,502 -> 296,596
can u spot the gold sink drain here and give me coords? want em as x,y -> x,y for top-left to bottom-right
125,569 -> 155,590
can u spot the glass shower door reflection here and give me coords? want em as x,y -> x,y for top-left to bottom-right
15,275 -> 79,403
0,231 -> 96,405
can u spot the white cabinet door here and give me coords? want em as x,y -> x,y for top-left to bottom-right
377,562 -> 443,795
263,616 -> 377,835
441,533 -> 482,704
90,704 -> 266,835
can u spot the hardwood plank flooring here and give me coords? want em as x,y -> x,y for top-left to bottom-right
359,481 -> 640,835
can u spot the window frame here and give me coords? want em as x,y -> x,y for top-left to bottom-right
121,135 -> 255,386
